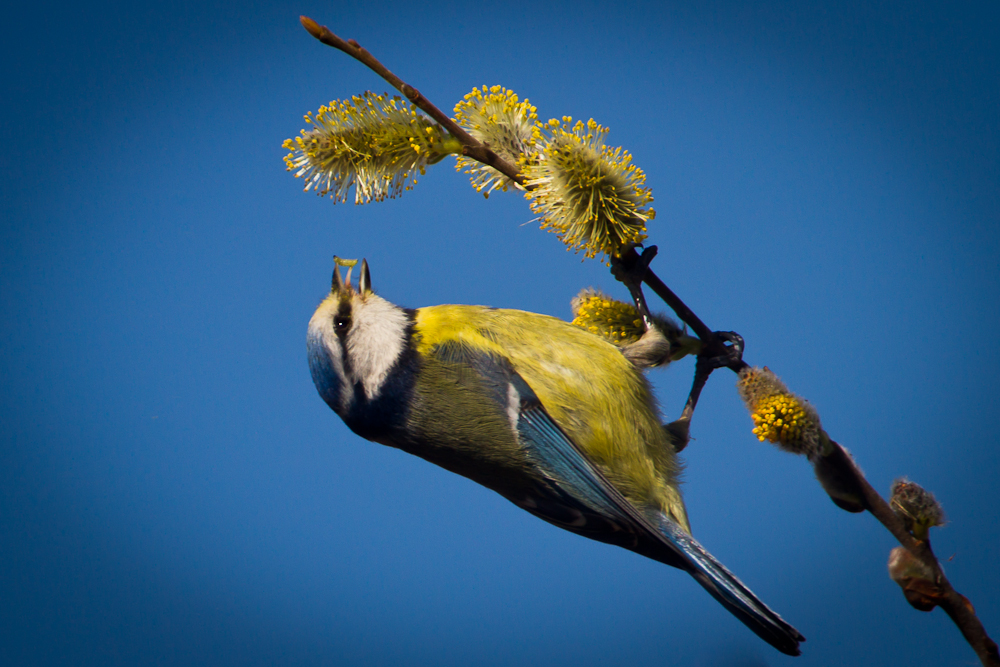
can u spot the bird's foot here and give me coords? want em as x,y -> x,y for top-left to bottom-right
696,331 -> 745,374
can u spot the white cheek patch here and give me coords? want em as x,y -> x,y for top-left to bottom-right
345,294 -> 408,400
307,299 -> 354,412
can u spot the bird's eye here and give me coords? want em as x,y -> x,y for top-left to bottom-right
334,315 -> 351,332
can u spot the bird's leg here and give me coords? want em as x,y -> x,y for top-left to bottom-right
668,332 -> 745,453
613,246 -> 690,451
611,246 -> 747,453
610,246 -> 678,370
610,245 -> 659,332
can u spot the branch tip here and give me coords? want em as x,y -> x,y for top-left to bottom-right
299,16 -> 322,39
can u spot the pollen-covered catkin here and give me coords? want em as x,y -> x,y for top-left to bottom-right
521,118 -> 654,259
736,366 -> 822,458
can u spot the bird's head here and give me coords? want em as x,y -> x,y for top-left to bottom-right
307,257 -> 410,415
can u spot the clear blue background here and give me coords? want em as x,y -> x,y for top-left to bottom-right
2,1 -> 998,665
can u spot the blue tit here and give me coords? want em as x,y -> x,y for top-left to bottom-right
307,259 -> 804,656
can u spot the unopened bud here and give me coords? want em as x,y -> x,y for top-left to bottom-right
812,442 -> 866,513
888,546 -> 944,612
890,479 -> 946,540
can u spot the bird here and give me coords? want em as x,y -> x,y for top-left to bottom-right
306,257 -> 804,656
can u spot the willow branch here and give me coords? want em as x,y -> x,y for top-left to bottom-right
299,17 -> 525,188
297,19 -> 997,664
828,440 -> 999,666
300,15 -> 738,368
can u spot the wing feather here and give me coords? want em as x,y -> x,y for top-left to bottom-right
425,329 -> 804,656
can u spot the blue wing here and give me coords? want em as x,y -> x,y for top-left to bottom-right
432,341 -> 804,656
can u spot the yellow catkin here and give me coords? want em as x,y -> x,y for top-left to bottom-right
571,293 -> 646,346
521,118 -> 654,259
453,85 -> 537,196
738,366 -> 822,457
283,92 -> 460,204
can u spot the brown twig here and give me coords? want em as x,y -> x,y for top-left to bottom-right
297,17 -> 998,665
299,17 -> 525,188
829,440 -> 1000,666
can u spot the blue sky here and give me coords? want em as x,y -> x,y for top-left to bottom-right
2,1 -> 998,665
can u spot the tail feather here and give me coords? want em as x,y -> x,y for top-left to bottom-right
653,514 -> 805,656
508,388 -> 803,654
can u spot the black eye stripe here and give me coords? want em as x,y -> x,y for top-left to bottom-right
334,301 -> 352,337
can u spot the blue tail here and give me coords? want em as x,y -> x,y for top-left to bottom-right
653,513 -> 804,656
511,383 -> 804,655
